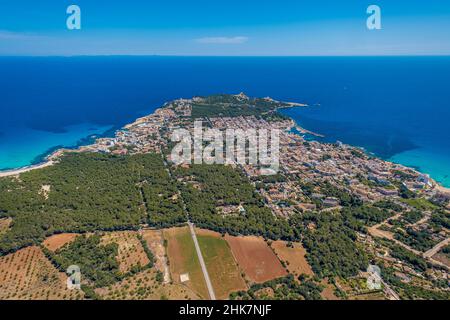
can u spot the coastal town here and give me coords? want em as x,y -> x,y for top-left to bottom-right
76,93 -> 450,211
0,93 -> 449,300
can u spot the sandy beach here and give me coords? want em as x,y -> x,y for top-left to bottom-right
0,160 -> 55,178
435,184 -> 450,196
0,147 -> 80,178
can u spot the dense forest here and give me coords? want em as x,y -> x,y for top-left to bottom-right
290,212 -> 369,278
230,274 -> 323,300
173,164 -> 294,240
44,234 -> 121,288
43,233 -> 155,291
341,205 -> 394,230
190,94 -> 289,119
0,152 -> 183,254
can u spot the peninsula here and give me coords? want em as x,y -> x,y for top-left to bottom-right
0,93 -> 449,301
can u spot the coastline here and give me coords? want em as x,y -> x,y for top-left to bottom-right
0,160 -> 55,178
1,96 -> 450,196
287,117 -> 450,192
0,124 -> 123,177
280,106 -> 450,189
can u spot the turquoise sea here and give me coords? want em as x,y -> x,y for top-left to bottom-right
0,56 -> 449,186
0,123 -> 113,170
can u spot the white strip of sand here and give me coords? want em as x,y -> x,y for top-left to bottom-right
0,160 -> 54,178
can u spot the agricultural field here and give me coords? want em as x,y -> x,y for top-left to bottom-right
270,240 -> 313,278
163,226 -> 209,299
320,279 -> 340,300
95,268 -> 200,300
0,246 -> 81,300
225,235 -> 287,283
196,229 -> 247,299
42,233 -> 79,252
101,231 -> 150,274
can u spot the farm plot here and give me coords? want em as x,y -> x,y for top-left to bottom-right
96,268 -> 200,300
196,229 -> 247,299
101,231 -> 150,274
320,279 -> 340,300
163,226 -> 208,299
0,246 -> 81,300
42,233 -> 79,252
225,235 -> 287,283
271,240 -> 313,278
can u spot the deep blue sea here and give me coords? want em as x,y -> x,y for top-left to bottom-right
0,56 -> 449,186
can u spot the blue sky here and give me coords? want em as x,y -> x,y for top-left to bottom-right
0,0 -> 449,56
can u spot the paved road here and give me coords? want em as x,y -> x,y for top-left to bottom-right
188,221 -> 216,300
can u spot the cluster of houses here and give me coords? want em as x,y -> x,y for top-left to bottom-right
85,107 -> 178,156
81,97 -> 446,224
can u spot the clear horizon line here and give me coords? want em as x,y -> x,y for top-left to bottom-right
1,54 -> 450,58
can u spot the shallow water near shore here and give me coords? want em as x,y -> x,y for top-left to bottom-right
0,56 -> 449,186
389,147 -> 450,187
0,123 -> 112,170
